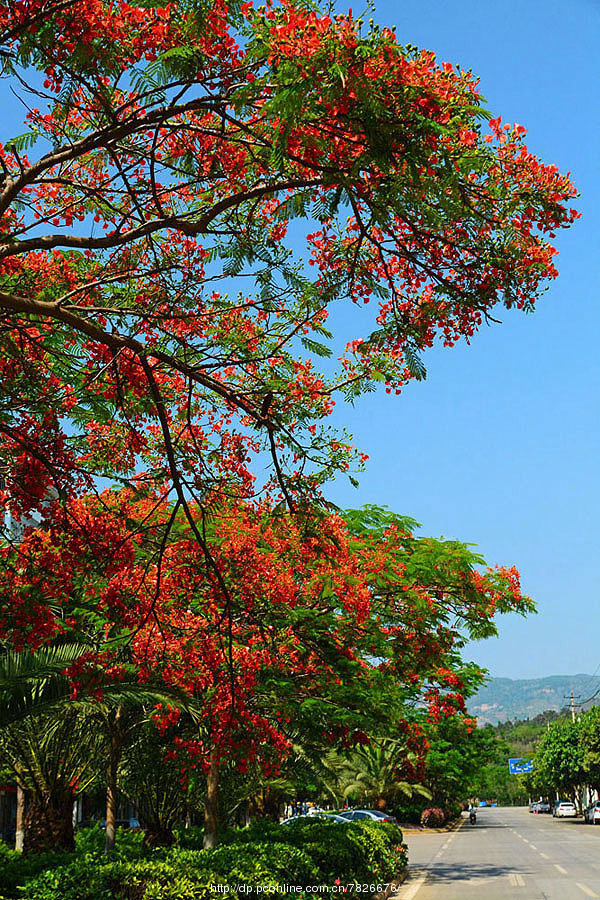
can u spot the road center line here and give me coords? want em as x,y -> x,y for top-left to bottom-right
555,864 -> 569,875
576,884 -> 599,898
530,844 -> 537,850
540,852 -> 550,859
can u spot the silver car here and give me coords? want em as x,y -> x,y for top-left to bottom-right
338,809 -> 398,825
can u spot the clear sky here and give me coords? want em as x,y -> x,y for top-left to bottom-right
324,0 -> 600,679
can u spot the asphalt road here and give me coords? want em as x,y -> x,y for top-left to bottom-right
394,806 -> 600,900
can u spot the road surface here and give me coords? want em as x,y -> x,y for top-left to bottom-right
394,806 -> 600,899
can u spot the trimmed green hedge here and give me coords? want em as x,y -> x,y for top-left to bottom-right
0,820 -> 407,900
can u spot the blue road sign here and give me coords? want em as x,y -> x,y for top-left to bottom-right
508,758 -> 534,775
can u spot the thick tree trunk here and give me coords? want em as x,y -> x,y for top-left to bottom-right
262,786 -> 281,821
203,748 -> 219,849
105,706 -> 125,853
105,736 -> 121,852
15,784 -> 25,853
23,789 -> 74,853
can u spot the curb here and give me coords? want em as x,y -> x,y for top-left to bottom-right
400,816 -> 462,835
373,868 -> 409,900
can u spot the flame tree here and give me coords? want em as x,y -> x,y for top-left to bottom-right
0,0 -> 574,849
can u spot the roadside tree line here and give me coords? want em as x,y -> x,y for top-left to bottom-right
1,501 -> 525,853
463,709 -> 600,810
528,709 -> 600,810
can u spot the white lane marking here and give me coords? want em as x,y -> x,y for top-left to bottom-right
516,832 -> 523,838
540,852 -> 550,859
508,873 -> 526,887
576,884 -> 599,898
399,874 -> 427,900
530,844 -> 538,850
394,820 -> 469,897
555,864 -> 569,875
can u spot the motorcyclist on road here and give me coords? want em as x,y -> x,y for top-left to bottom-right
469,805 -> 477,824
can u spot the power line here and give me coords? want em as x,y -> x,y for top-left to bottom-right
575,661 -> 600,705
575,684 -> 600,709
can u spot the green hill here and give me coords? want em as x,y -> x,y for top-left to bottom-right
468,674 -> 600,725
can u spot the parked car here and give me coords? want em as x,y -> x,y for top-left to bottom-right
279,813 -> 349,825
537,801 -> 551,813
553,801 -> 577,818
338,809 -> 398,825
584,801 -> 600,824
314,812 -> 350,823
529,802 -> 539,813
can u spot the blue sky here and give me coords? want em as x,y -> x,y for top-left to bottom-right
325,0 -> 600,678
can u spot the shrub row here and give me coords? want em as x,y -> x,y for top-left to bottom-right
0,820 -> 407,900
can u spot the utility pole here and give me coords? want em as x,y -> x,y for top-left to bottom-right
564,688 -> 580,723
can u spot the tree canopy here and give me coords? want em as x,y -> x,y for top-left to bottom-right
0,0 -> 578,532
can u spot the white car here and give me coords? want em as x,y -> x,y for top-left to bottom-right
553,801 -> 577,818
584,801 -> 600,824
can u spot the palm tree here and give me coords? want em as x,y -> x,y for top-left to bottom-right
0,641 -> 194,852
0,642 -> 98,852
0,710 -> 102,852
118,719 -> 195,847
0,642 -> 89,729
335,740 -> 431,811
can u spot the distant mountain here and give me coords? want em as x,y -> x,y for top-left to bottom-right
467,674 -> 600,726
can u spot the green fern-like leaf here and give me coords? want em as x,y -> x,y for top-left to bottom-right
5,130 -> 40,153
404,343 -> 427,381
301,336 -> 332,358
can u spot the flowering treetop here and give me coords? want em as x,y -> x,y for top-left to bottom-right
0,0 -> 578,529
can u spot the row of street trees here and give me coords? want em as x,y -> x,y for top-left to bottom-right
0,0 -> 578,863
1,502 -> 528,851
529,709 -> 600,809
